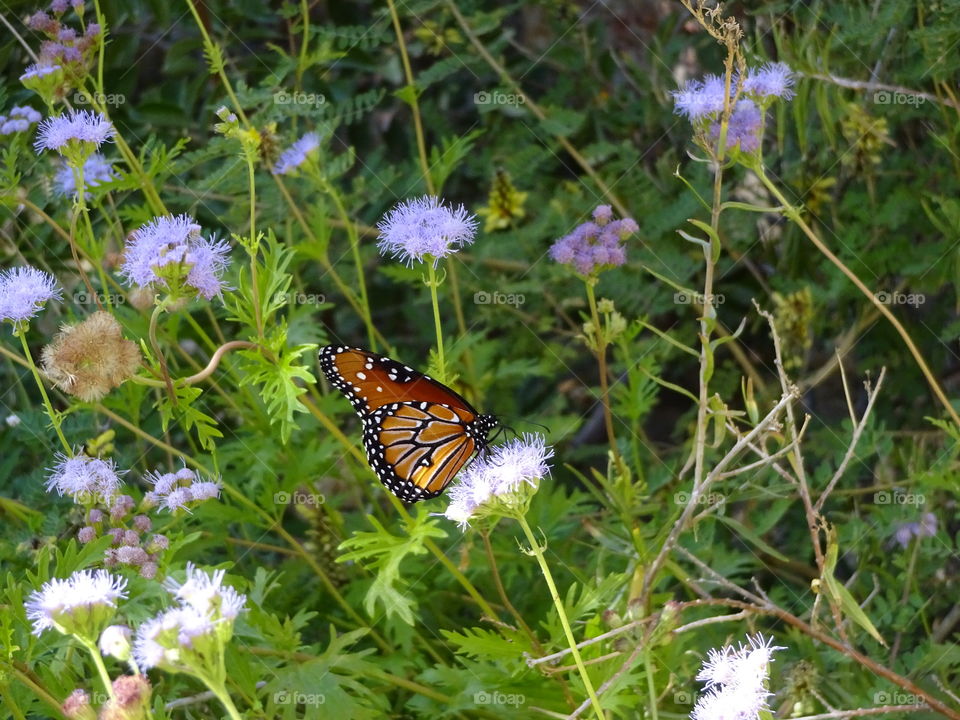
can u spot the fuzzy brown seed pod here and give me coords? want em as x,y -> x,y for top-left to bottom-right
41,311 -> 142,401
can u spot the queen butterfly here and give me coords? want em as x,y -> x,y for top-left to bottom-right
319,345 -> 498,502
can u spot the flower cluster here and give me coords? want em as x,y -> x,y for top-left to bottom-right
34,110 -> 115,161
144,466 -> 221,514
0,105 -> 42,135
23,1 -> 101,101
46,453 -> 123,503
444,433 -> 553,527
42,311 -> 142,401
54,152 -> 115,198
377,195 -> 478,267
893,512 -> 937,549
673,62 -> 795,155
120,214 -> 231,300
133,564 -> 246,672
272,131 -> 320,175
25,568 -> 127,638
549,205 -> 638,275
84,498 -> 168,579
0,266 -> 61,326
691,633 -> 784,720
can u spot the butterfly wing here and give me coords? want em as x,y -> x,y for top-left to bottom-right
364,401 -> 490,501
320,345 -> 498,502
319,345 -> 475,413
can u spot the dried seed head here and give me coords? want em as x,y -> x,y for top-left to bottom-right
41,311 -> 141,401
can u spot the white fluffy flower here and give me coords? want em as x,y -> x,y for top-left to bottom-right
164,563 -> 246,620
25,569 -> 127,636
442,433 -> 553,528
691,633 -> 783,720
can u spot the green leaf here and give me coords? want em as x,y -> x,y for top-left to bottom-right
337,512 -> 447,625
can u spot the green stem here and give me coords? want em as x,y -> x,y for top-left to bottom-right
148,298 -> 176,403
584,280 -> 625,476
317,174 -> 376,350
385,0 -> 434,194
426,262 -> 446,382
68,160 -> 103,312
78,636 -> 116,703
516,515 -> 605,720
203,679 -> 243,720
17,329 -> 71,454
244,151 -> 263,339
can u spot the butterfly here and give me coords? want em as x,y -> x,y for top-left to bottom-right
319,345 -> 498,502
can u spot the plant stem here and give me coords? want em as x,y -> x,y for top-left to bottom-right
68,160 -> 104,312
516,516 -> 605,720
426,262 -> 446,382
317,174 -> 376,350
244,152 -> 264,340
148,298 -> 176,403
385,0 -> 433,195
78,637 -> 116,703
17,329 -> 71,454
583,280 -> 625,476
755,168 -> 960,429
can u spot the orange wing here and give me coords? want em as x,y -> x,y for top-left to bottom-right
366,402 -> 480,501
320,345 -> 478,413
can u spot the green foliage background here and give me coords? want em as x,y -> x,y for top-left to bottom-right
0,0 -> 958,718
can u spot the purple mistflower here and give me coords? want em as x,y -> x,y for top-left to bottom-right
86,23 -> 101,38
443,433 -> 553,528
27,11 -> 55,31
144,464 -> 220,513
272,131 -> 320,175
377,195 -> 478,267
549,205 -> 637,275
51,0 -> 69,12
0,266 -> 61,324
133,605 -> 215,670
34,110 -> 115,155
20,63 -> 62,82
164,563 -> 246,620
691,633 -> 784,720
25,569 -> 127,636
46,453 -> 124,502
1,117 -> 30,134
120,214 -> 231,300
893,512 -> 937,549
709,99 -> 764,153
53,152 -> 115,198
11,106 -> 43,123
744,62 -> 795,100
672,74 -> 727,121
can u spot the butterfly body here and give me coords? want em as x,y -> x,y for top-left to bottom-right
319,345 -> 497,502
